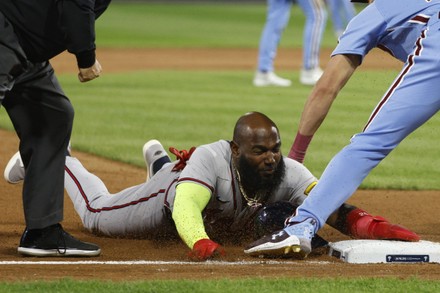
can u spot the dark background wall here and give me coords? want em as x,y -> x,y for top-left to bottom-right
113,0 -> 266,3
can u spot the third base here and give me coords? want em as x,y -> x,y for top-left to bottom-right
328,240 -> 440,264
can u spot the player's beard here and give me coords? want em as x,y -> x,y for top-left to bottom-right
237,156 -> 286,202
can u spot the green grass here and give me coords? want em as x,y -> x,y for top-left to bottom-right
97,2 -> 338,48
1,278 -> 439,292
0,2 -> 439,289
78,2 -> 439,190
2,68 -> 439,189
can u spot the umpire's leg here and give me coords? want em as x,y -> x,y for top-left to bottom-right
3,62 -> 74,229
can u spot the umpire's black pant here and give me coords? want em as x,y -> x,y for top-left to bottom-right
1,12 -> 74,230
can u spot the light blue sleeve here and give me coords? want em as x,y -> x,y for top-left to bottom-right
332,3 -> 387,63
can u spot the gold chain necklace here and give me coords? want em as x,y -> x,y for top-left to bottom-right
233,163 -> 262,208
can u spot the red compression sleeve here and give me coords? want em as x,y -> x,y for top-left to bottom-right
288,132 -> 313,163
346,208 -> 420,242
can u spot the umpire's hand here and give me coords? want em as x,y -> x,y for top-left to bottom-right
78,59 -> 102,82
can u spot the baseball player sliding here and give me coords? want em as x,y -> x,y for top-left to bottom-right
246,0 -> 440,258
5,112 -> 420,260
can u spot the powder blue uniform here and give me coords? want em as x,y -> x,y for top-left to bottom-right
295,0 -> 440,230
257,0 -> 327,72
326,0 -> 356,37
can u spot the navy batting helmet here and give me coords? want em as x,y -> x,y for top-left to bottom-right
254,201 -> 296,239
254,201 -> 329,249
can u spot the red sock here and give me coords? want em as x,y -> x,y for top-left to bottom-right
346,208 -> 420,242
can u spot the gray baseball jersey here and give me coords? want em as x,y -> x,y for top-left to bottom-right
64,140 -> 317,239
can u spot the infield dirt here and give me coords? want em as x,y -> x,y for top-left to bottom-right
1,48 -> 439,281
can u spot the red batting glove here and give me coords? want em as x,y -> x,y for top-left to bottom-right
188,239 -> 226,261
346,208 -> 420,242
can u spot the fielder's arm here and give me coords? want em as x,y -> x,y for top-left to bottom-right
299,54 -> 360,136
289,54 -> 361,162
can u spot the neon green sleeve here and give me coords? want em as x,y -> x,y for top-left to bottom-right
172,182 -> 211,249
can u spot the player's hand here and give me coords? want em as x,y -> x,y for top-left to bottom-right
347,208 -> 420,242
78,59 -> 102,82
188,239 -> 225,261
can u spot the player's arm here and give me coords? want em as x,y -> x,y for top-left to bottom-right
172,182 -> 225,261
57,0 -> 103,82
298,54 -> 360,135
325,203 -> 420,242
289,54 -> 361,162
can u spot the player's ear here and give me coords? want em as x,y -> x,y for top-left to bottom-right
230,141 -> 240,156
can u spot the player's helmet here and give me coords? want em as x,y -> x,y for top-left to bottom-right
253,201 -> 330,249
351,0 -> 369,3
253,201 -> 297,239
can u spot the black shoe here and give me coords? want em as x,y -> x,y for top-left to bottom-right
18,223 -> 101,257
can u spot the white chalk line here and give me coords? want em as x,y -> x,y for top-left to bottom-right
0,260 -> 331,266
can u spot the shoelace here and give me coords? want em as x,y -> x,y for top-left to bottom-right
55,225 -> 67,255
169,146 -> 196,172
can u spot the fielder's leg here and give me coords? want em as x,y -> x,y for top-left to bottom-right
297,20 -> 440,229
296,0 -> 327,70
257,0 -> 293,73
